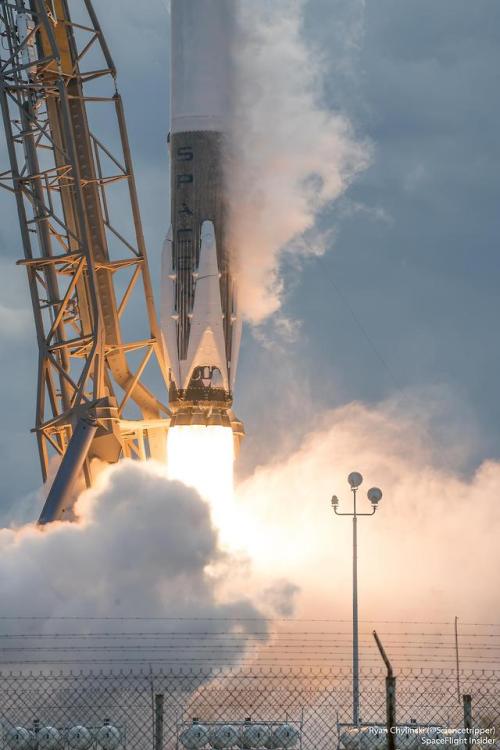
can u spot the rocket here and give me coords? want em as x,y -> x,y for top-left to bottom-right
161,0 -> 244,443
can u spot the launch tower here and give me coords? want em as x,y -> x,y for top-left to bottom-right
0,0 -> 169,520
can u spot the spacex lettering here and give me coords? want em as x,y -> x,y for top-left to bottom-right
161,0 -> 243,445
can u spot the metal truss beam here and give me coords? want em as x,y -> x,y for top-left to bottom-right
0,0 -> 169,504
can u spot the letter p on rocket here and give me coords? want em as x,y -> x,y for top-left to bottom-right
161,0 -> 244,447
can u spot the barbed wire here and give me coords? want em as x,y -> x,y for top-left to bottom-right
0,657 -> 500,664
0,644 -> 499,654
0,616 -> 497,626
0,621 -> 497,669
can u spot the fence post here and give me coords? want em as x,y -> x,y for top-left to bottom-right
463,694 -> 472,749
154,693 -> 164,750
386,676 -> 396,750
373,630 -> 396,750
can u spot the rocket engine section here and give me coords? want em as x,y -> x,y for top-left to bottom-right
162,0 -> 244,445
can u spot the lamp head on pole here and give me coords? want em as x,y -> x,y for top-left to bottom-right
367,486 -> 383,508
331,495 -> 340,508
348,471 -> 363,489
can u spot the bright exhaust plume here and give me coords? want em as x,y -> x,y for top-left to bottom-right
167,426 -> 235,530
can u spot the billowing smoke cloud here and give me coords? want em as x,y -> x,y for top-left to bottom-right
227,0 -> 370,323
262,581 -> 301,618
3,396 -> 499,670
0,460 -> 270,668
232,394 -> 500,628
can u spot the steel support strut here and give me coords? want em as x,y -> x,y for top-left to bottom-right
0,0 -> 169,520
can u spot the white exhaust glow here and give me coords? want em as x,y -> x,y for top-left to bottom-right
167,426 -> 235,530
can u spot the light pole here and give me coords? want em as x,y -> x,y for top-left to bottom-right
331,472 -> 383,727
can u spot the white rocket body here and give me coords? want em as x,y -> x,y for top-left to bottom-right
170,0 -> 233,135
162,0 -> 243,438
162,222 -> 230,392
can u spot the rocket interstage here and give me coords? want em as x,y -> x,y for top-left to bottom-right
162,0 -> 244,447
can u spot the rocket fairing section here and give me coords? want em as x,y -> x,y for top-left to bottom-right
161,0 -> 244,442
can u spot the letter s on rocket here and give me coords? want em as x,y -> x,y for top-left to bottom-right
161,0 -> 243,443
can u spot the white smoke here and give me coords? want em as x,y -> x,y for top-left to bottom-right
0,460 -> 270,668
3,394 -> 499,670
227,0 -> 370,323
233,394 -> 500,628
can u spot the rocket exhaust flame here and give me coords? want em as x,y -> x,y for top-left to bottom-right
167,425 -> 235,531
160,3 -> 243,545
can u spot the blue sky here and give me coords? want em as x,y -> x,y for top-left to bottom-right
0,0 -> 499,517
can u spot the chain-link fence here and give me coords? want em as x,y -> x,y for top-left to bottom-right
0,667 -> 498,749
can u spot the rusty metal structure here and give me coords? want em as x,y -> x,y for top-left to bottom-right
0,0 -> 169,518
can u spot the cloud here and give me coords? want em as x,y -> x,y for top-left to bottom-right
232,394 -> 500,627
0,460 -> 269,668
0,262 -> 32,339
252,314 -> 302,353
262,581 -> 301,618
0,303 -> 31,338
227,0 -> 370,324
